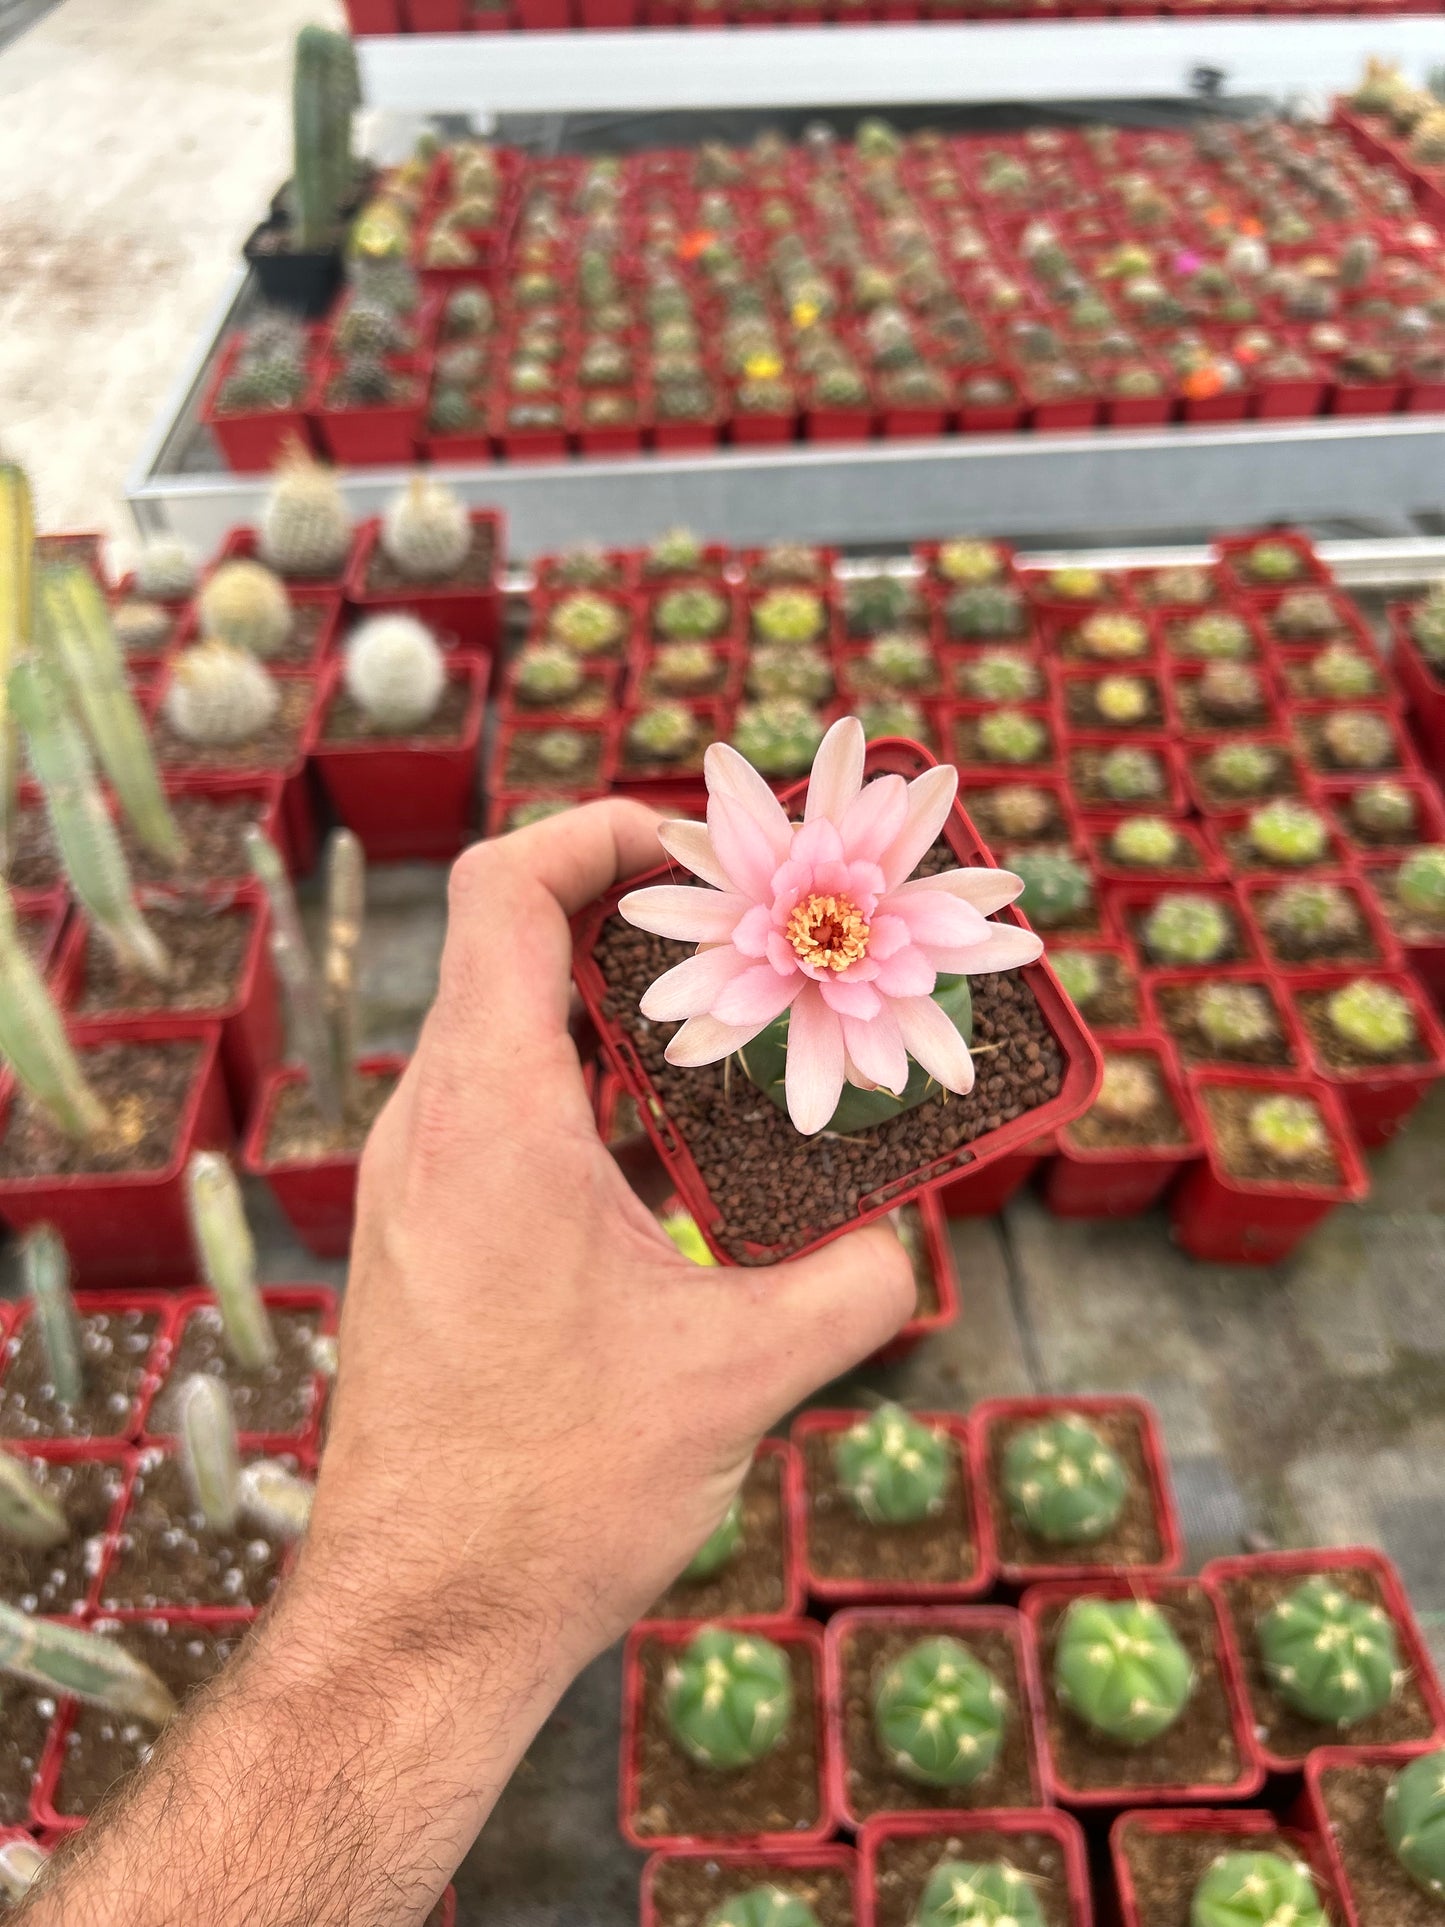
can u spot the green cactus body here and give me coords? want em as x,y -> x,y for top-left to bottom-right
551,592 -> 626,656
1053,948 -> 1103,1012
1205,743 -> 1280,799
1320,710 -> 1394,772
1351,781 -> 1415,841
1077,613 -> 1149,662
0,1602 -> 176,1724
1099,747 -> 1165,804
1142,892 -> 1232,965
628,703 -> 697,764
1047,567 -> 1104,601
180,1373 -> 242,1535
1247,1094 -> 1329,1167
704,1887 -> 821,1927
1188,1851 -> 1328,1927
1256,1574 -> 1402,1727
1242,540 -> 1305,584
961,650 -> 1040,703
0,880 -> 108,1141
833,1405 -> 952,1526
731,701 -> 826,778
682,1496 -> 744,1581
912,1861 -> 1047,1927
1326,977 -> 1415,1056
21,1225 -> 83,1407
1247,800 -> 1329,868
1195,983 -> 1276,1055
1398,847 -> 1445,922
646,528 -> 707,577
867,632 -> 934,691
936,540 -> 1005,585
1002,1414 -> 1128,1546
1410,592 -> 1445,666
1384,1747 -> 1445,1897
1094,674 -> 1150,726
988,785 -> 1053,841
1308,642 -> 1377,701
1009,849 -> 1092,930
292,26 -> 360,251
1263,881 -> 1363,959
0,1835 -> 48,1902
652,642 -> 717,696
945,583 -> 1026,641
516,643 -> 584,706
664,1626 -> 794,1770
1093,1054 -> 1162,1125
1180,614 -> 1252,661
1272,589 -> 1339,640
753,589 -> 826,649
198,561 -> 292,659
1053,1595 -> 1194,1745
1109,817 -> 1182,869
977,709 -> 1046,765
657,587 -> 730,643
873,1636 -> 1006,1787
846,575 -> 917,638
535,729 -> 588,778
186,1153 -> 277,1371
747,646 -> 832,704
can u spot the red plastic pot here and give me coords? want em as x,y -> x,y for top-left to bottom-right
0,1293 -> 178,1446
1281,966 -> 1445,1148
1215,530 -> 1328,598
143,1285 -> 338,1453
804,402 -> 876,443
199,336 -> 318,474
1238,871 -> 1403,978
1181,735 -> 1317,820
1144,968 -> 1309,1076
970,1395 -> 1183,1591
1110,880 -> 1262,975
408,0 -> 464,20
939,1141 -> 1048,1217
1056,664 -> 1180,743
242,1054 -> 408,1258
620,1616 -> 834,1852
344,511 -> 504,654
859,1809 -> 1093,1927
1160,655 -> 1276,740
1169,1067 -> 1368,1265
0,1440 -> 131,1613
1081,813 -> 1224,887
514,0 -> 572,21
489,714 -> 620,803
311,361 -> 425,466
643,1845 -> 859,1927
823,1604 -> 1046,1831
791,1410 -> 991,1608
1389,603 -> 1445,779
433,1891 -> 457,1927
1200,807 -> 1353,880
1291,700 -> 1422,785
947,698 -> 1063,781
637,1439 -> 804,1625
571,737 -> 1104,1264
1110,1807 -> 1342,1927
0,1024 -> 231,1287
873,1191 -> 960,1351
1202,1547 -> 1445,1781
1300,1742 -> 1439,1927
1321,773 -> 1445,861
143,770 -> 293,883
1044,1032 -> 1203,1219
343,0 -> 403,26
1021,1574 -> 1264,1811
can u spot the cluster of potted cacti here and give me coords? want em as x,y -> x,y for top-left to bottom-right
1338,60 -> 1445,232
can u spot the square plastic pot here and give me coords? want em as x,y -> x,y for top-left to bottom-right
342,0 -> 403,26
0,1292 -> 181,1447
643,1845 -> 860,1927
1216,531 -> 1328,598
344,511 -> 504,654
1081,813 -> 1224,888
1182,736 -> 1318,820
1282,966 -> 1445,1147
619,1617 -> 834,1852
571,737 -> 1104,1264
1110,880 -> 1262,975
142,770 -> 293,883
1044,1032 -> 1203,1219
1238,871 -> 1403,978
1358,854 -> 1445,1008
0,1024 -> 231,1287
242,1055 -> 408,1258
143,1285 -> 338,1453
1321,773 -> 1445,862
311,655 -> 486,862
1202,1547 -> 1445,1782
408,0 -> 464,20
1144,968 -> 1309,1078
859,1809 -> 1093,1927
1109,1807 -> 1341,1927
1020,1574 -> 1264,1812
310,362 -> 425,466
199,337 -> 317,474
1169,1067 -> 1369,1265
805,404 -> 876,443
1300,1742 -> 1440,1927
970,1395 -> 1183,1592
1389,605 -> 1445,779
1200,807 -> 1353,881
868,1190 -> 960,1359
791,1410 -> 991,1608
1165,659 -> 1285,740
939,1143 -> 1047,1218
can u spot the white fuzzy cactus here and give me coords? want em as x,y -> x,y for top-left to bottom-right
133,537 -> 199,601
380,476 -> 471,582
164,641 -> 280,748
258,444 -> 352,578
198,560 -> 292,659
342,614 -> 446,732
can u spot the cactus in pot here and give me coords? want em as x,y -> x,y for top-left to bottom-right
1262,880 -> 1364,959
704,1890 -> 819,1927
514,643 -> 583,708
342,613 -> 447,733
1091,1054 -> 1162,1127
1054,1595 -> 1194,1744
551,592 -> 626,656
1179,613 -> 1252,661
664,1626 -> 793,1769
657,586 -> 729,644
1109,816 -> 1183,869
186,1152 -> 278,1370
1196,662 -> 1266,724
1143,893 -> 1232,966
164,641 -> 280,749
866,632 -> 934,691
1256,1574 -> 1402,1726
1189,1852 -> 1327,1927
379,477 -> 472,582
681,1496 -> 743,1582
1320,709 -> 1395,771
0,881 -> 109,1141
936,539 -> 1005,584
976,709 -> 1046,765
1098,746 -> 1165,804
1246,800 -> 1329,867
1093,674 -> 1150,726
845,574 -> 917,638
731,700 -> 826,777
133,538 -> 199,602
1076,612 -> 1149,662
753,588 -> 825,649
198,561 -> 293,660
988,784 -> 1054,841
748,646 -> 832,704
834,1405 -> 951,1525
1195,983 -> 1277,1056
627,703 -> 697,765
651,642 -> 716,697
1008,849 -> 1092,929
1239,539 -> 1305,584
1203,742 -> 1280,800
1351,780 -> 1416,841
259,444 -> 353,579
180,1372 -> 242,1535
1053,948 -> 1103,1013
1002,1413 -> 1128,1546
0,1601 -> 176,1724
1398,847 -> 1445,923
237,1459 -> 314,1541
944,582 -> 1026,641
645,527 -> 707,578
290,24 -> 360,253
960,651 -> 1040,702
0,1448 -> 66,1550
1247,1094 -> 1329,1168
873,1636 -> 1006,1787
1307,641 -> 1377,700
1326,978 -> 1415,1057
1384,1748 -> 1445,1898
914,1862 -> 1046,1927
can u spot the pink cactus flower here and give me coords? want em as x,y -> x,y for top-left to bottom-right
619,717 -> 1044,1135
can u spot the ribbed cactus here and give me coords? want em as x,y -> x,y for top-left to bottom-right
0,1600 -> 176,1723
0,1835 -> 48,1902
0,879 -> 109,1141
1009,849 -> 1092,929
936,540 -> 1005,585
873,1636 -> 1006,1787
664,1626 -> 793,1769
1143,893 -> 1231,965
846,575 -> 917,637
133,538 -> 199,602
185,1152 -> 277,1371
1323,977 -> 1413,1056
180,1373 -> 241,1534
652,642 -> 716,697
682,1495 -> 743,1581
913,1861 -> 1046,1927
21,1224 -> 83,1406
1257,1574 -> 1402,1726
1397,847 -> 1445,921
292,25 -> 360,252
1099,747 -> 1165,803
238,1459 -> 315,1541
1077,613 -> 1149,662
534,729 -> 588,778
989,785 -> 1053,841
343,614 -> 446,733
1053,1596 -> 1195,1744
657,586 -> 730,643
198,561 -> 292,659
0,1451 -> 66,1549
1196,663 -> 1265,724
1002,1413 -> 1128,1546
834,1405 -> 951,1526
751,589 -> 827,650
1240,539 -> 1305,584
1384,1747 -> 1445,1898
164,642 -> 280,748
867,633 -> 934,691
646,528 -> 706,577
704,1887 -> 819,1927
1110,817 -> 1182,868
259,444 -> 352,579
977,709 -> 1046,765
1093,1054 -> 1162,1125
732,701 -> 826,778
1189,1852 -> 1328,1927
380,477 -> 471,582
1247,1095 -> 1328,1167
1247,800 -> 1328,868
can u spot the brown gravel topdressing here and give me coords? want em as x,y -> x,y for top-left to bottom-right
631,1634 -> 821,1841
1154,980 -> 1295,1070
649,1855 -> 855,1927
153,676 -> 314,773
100,1450 -> 291,1612
149,1304 -> 325,1440
261,1067 -> 399,1165
984,1407 -> 1163,1576
1199,1083 -> 1344,1190
1295,986 -> 1429,1071
0,1678 -> 56,1826
1037,1587 -> 1243,1796
0,1455 -> 125,1613
802,1428 -> 976,1590
1320,1759 -> 1439,1927
121,792 -> 274,886
871,1827 -> 1074,1927
72,902 -> 253,1019
647,1450 -> 790,1621
0,1308 -> 161,1442
1218,1565 -> 1435,1763
1065,1051 -> 1188,1154
1119,1822 -> 1319,1927
839,1622 -> 1036,1819
364,518 -> 495,596
504,728 -> 607,791
322,674 -> 471,746
1060,951 -> 1140,1030
0,1041 -> 201,1181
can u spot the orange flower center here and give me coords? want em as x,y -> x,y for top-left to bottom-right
786,893 -> 870,972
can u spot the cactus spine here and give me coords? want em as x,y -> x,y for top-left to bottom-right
185,1153 -> 277,1372
238,1459 -> 315,1541
1002,1414 -> 1128,1546
873,1636 -> 1006,1787
292,25 -> 360,252
834,1405 -> 951,1526
0,881 -> 109,1141
180,1374 -> 242,1534
164,641 -> 280,748
913,1861 -> 1047,1927
0,1600 -> 176,1723
1053,1596 -> 1195,1744
20,1224 -> 83,1407
1189,1852 -> 1327,1927
259,444 -> 352,579
1384,1747 -> 1445,1897
1256,1575 -> 1402,1726
0,465 -> 33,874
704,1887 -> 820,1927
246,827 -> 345,1129
0,1452 -> 66,1550
665,1626 -> 793,1769
380,477 -> 471,581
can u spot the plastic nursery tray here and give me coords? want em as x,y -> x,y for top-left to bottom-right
1109,1807 -> 1341,1927
570,736 -> 1104,1265
641,1844 -> 860,1927
858,1808 -> 1094,1927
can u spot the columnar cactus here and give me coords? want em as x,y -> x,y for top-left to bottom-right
1053,1596 -> 1195,1744
1327,978 -> 1415,1056
0,1601 -> 176,1723
731,701 -> 826,778
1099,747 -> 1164,803
198,561 -> 292,659
657,586 -> 730,643
1321,710 -> 1394,771
977,709 -> 1046,765
1189,1852 -> 1328,1927
248,827 -> 345,1127
0,1451 -> 66,1549
1142,892 -> 1231,966
1247,1094 -> 1329,1167
1384,1747 -> 1445,1898
133,538 -> 199,602
0,1836 -> 48,1903
551,592 -> 626,656
1308,642 -> 1377,701
180,1373 -> 242,1535
21,1224 -> 83,1407
682,1495 -> 744,1582
753,588 -> 825,648
1247,800 -> 1329,868
1053,949 -> 1102,1012
834,1405 -> 951,1526
237,1459 -> 315,1541
913,1861 -> 1047,1927
1077,613 -> 1149,662
380,477 -> 471,581
873,1636 -> 1006,1786
1196,663 -> 1265,723
704,1888 -> 820,1927
1008,849 -> 1092,929
515,643 -> 583,706
664,1626 -> 794,1770
1002,1414 -> 1128,1546
1351,781 -> 1416,841
1203,742 -> 1280,798
291,25 -> 360,250
1262,881 -> 1364,957
628,703 -> 697,764
1257,1574 -> 1402,1726
343,614 -> 447,733
164,642 -> 281,748
0,882 -> 109,1141
185,1153 -> 278,1371
1109,817 -> 1182,868
259,445 -> 353,579
945,583 -> 1026,640
1196,982 -> 1276,1054
1397,847 -> 1445,922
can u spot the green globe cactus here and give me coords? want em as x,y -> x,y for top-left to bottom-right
1077,612 -> 1149,662
859,698 -> 927,743
945,583 -> 1026,641
1247,800 -> 1329,868
1397,847 -> 1445,922
705,1888 -> 821,1927
1053,948 -> 1103,1012
1109,817 -> 1183,869
533,728 -> 589,778
1094,674 -> 1151,726
1143,893 -> 1232,966
1099,746 -> 1165,803
1009,849 -> 1092,929
1241,539 -> 1305,583
682,1495 -> 744,1582
1351,781 -> 1416,841
1247,1094 -> 1329,1167
1326,977 -> 1416,1056
658,586 -> 730,643
515,643 -> 584,706
1047,566 -> 1105,601
1308,642 -> 1378,701
1196,663 -> 1266,724
961,650 -> 1040,702
1053,1596 -> 1195,1745
1262,881 -> 1364,958
913,1861 -> 1047,1927
550,591 -> 626,656
747,646 -> 832,704
867,632 -> 934,691
936,539 -> 1005,585
1189,1852 -> 1328,1927
987,785 -> 1053,841
652,642 -> 717,696
627,703 -> 697,764
846,575 -> 917,638
1384,1747 -> 1445,1899
732,700 -> 826,778
873,1637 -> 1007,1787
1195,983 -> 1277,1055
1180,613 -> 1252,661
646,527 -> 707,577
1320,709 -> 1395,772
1204,742 -> 1280,799
1257,1574 -> 1403,1727
665,1626 -> 793,1770
1002,1414 -> 1128,1546
977,709 -> 1047,765
833,1404 -> 952,1526
753,588 -> 826,649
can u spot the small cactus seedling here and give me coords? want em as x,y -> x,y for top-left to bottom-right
1411,591 -> 1445,666
180,1373 -> 242,1535
681,1495 -> 744,1582
1180,614 -> 1252,661
960,651 -> 1040,703
1053,1595 -> 1195,1745
747,646 -> 832,705
846,575 -> 918,638
1241,539 -> 1305,583
867,632 -> 934,691
1109,817 -> 1182,869
1092,1054 -> 1162,1126
164,641 -> 280,749
1351,780 -> 1416,841
753,588 -> 826,649
1196,662 -> 1265,724
515,643 -> 583,707
343,614 -> 447,733
1053,948 -> 1103,1012
237,1459 -> 314,1541
873,1636 -> 1007,1787
379,476 -> 471,582
658,586 -> 730,643
1143,893 -> 1232,966
186,1153 -> 277,1371
1195,983 -> 1276,1055
976,709 -> 1047,765
1326,977 -> 1416,1056
0,880 -> 109,1141
731,701 -> 825,778
989,784 -> 1053,841
912,1860 -> 1047,1927
1247,800 -> 1329,867
936,539 -> 1005,585
1398,847 -> 1445,922
259,444 -> 352,579
1099,746 -> 1165,804
133,538 -> 199,602
1272,589 -> 1338,640
704,1888 -> 820,1927
0,1835 -> 47,1902
1189,1851 -> 1328,1927
1257,1573 -> 1403,1726
1009,849 -> 1092,930
534,729 -> 588,777
21,1224 -> 84,1407
751,542 -> 824,586
858,698 -> 925,743
652,642 -> 716,696
1094,674 -> 1150,726
1384,1747 -> 1445,1898
1002,1413 -> 1128,1546
0,1450 -> 66,1549
1262,881 -> 1364,958
834,1404 -> 952,1526
1320,710 -> 1395,772
1247,1094 -> 1329,1168
628,703 -> 697,764
0,1600 -> 176,1723
1046,566 -> 1104,601
1077,613 -> 1149,662
551,592 -> 626,656
1308,641 -> 1377,700
645,527 -> 707,577
944,583 -> 1026,641
198,561 -> 292,660
1203,742 -> 1280,799
664,1626 -> 793,1770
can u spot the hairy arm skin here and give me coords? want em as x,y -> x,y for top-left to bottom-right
16,800 -> 914,1927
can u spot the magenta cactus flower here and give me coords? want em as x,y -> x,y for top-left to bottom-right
619,717 -> 1042,1135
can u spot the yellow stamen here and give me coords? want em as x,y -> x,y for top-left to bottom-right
785,892 -> 870,972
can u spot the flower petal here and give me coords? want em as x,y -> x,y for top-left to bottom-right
791,816 -> 845,871
838,773 -> 909,865
886,889 -> 990,952
819,975 -> 883,1020
640,945 -> 751,1022
804,716 -> 866,826
872,945 -> 938,998
731,902 -> 775,959
708,792 -> 782,903
658,818 -> 732,891
842,1001 -> 909,1094
879,764 -> 959,888
893,993 -> 977,1096
927,921 -> 1046,976
713,963 -> 803,1029
704,742 -> 792,863
865,913 -> 912,961
785,985 -> 847,1134
892,866 -> 1026,917
620,885 -> 751,944
666,1012 -> 766,1067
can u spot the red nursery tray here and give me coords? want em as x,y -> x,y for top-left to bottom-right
142,1285 -> 338,1453
1300,1742 -> 1441,1927
970,1395 -> 1184,1591
343,511 -> 505,654
1282,966 -> 1445,1148
1201,1547 -> 1445,1780
858,1808 -> 1094,1927
1109,1807 -> 1342,1927
570,737 -> 1104,1265
619,1616 -> 834,1853
0,1292 -> 178,1446
199,334 -> 319,474
1238,871 -> 1403,978
1081,814 -> 1225,887
0,1023 -> 232,1288
1044,1032 -> 1203,1219
642,1844 -> 860,1927
790,1409 -> 992,1607
1389,603 -> 1445,778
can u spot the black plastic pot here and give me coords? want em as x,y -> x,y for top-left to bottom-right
243,220 -> 345,319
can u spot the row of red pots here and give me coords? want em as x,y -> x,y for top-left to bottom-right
346,0 -> 1431,24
